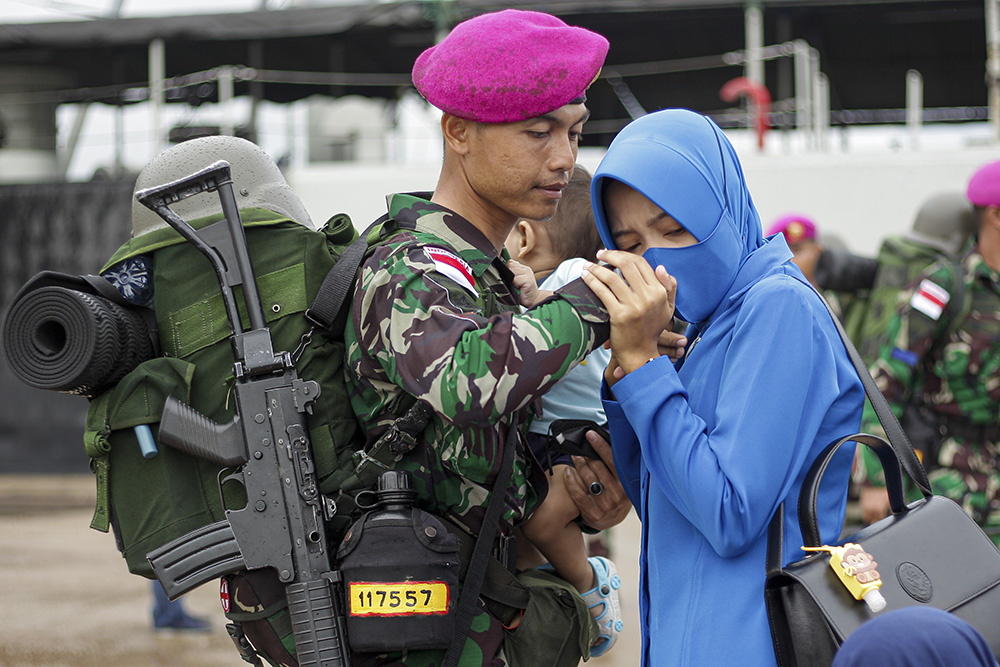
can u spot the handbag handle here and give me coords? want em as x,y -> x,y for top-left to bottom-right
798,433 -> 932,547
766,284 -> 933,575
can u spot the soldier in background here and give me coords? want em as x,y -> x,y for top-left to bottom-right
857,161 -> 1000,544
343,10 -> 639,666
765,214 -> 876,328
850,192 -> 977,366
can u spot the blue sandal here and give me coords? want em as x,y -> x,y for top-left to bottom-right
581,555 -> 623,657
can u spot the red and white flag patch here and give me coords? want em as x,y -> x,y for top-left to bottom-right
425,247 -> 477,297
910,278 -> 950,321
220,578 -> 231,613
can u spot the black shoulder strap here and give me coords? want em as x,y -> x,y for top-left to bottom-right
305,213 -> 390,332
441,416 -> 520,667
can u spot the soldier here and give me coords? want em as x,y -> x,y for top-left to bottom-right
858,160 -> 1000,545
343,9 -> 639,666
765,214 -> 823,286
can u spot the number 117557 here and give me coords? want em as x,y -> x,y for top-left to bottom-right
348,581 -> 451,616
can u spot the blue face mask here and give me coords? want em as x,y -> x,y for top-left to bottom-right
591,109 -> 765,325
642,211 -> 743,324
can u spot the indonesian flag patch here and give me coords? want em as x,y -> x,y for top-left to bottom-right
910,278 -> 950,321
425,247 -> 477,297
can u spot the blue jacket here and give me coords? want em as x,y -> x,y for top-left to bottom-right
592,110 -> 864,666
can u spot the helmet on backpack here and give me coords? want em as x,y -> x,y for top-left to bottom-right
131,135 -> 313,237
905,192 -> 977,257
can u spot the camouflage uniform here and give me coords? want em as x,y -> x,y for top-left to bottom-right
344,193 -> 609,666
859,248 -> 1000,544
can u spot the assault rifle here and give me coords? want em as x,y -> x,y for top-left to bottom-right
137,161 -> 348,667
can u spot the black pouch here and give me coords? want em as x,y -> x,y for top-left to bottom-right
336,497 -> 460,652
546,419 -> 609,460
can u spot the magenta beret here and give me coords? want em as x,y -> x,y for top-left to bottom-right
412,9 -> 609,123
765,214 -> 817,244
966,160 -> 1000,207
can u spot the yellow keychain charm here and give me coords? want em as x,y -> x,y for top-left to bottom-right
802,543 -> 887,613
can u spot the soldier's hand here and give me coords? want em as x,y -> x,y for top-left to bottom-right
565,429 -> 631,530
859,485 -> 892,525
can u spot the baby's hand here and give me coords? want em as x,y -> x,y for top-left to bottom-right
658,330 -> 687,363
508,259 -> 541,307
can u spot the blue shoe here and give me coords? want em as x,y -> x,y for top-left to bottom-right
581,555 -> 623,657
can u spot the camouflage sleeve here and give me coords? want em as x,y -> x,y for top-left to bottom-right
353,243 -> 609,423
858,261 -> 955,484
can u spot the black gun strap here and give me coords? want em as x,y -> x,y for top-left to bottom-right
306,214 -> 389,332
441,416 -> 520,667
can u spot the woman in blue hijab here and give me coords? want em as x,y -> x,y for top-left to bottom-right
580,109 -> 865,666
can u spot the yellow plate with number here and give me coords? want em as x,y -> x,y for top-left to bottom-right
349,581 -> 451,616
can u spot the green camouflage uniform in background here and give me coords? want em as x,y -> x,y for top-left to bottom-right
344,193 -> 610,666
858,248 -> 1000,545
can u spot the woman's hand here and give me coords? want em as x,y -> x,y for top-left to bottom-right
603,330 -> 687,389
582,250 -> 677,375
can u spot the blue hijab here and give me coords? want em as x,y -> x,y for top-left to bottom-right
591,109 -> 764,324
833,608 -> 999,667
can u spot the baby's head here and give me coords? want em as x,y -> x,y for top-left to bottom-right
505,165 -> 603,275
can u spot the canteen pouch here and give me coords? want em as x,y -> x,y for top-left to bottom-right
336,505 -> 460,652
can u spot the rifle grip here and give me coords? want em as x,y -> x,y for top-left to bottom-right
159,395 -> 246,466
287,578 -> 349,667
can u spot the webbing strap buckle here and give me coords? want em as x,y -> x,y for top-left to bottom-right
226,622 -> 263,667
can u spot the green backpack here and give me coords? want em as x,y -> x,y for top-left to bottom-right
847,235 -> 955,366
83,207 -> 373,577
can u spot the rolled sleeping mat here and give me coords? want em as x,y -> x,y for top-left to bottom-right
2,285 -> 154,398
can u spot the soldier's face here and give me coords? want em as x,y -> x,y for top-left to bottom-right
465,103 -> 589,223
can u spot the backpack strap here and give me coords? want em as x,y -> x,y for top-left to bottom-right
305,214 -> 390,332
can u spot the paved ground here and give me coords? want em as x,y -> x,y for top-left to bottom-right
0,475 -> 642,667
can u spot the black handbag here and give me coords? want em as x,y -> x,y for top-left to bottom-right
763,293 -> 1000,666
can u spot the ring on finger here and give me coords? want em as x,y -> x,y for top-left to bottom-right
589,481 -> 604,496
